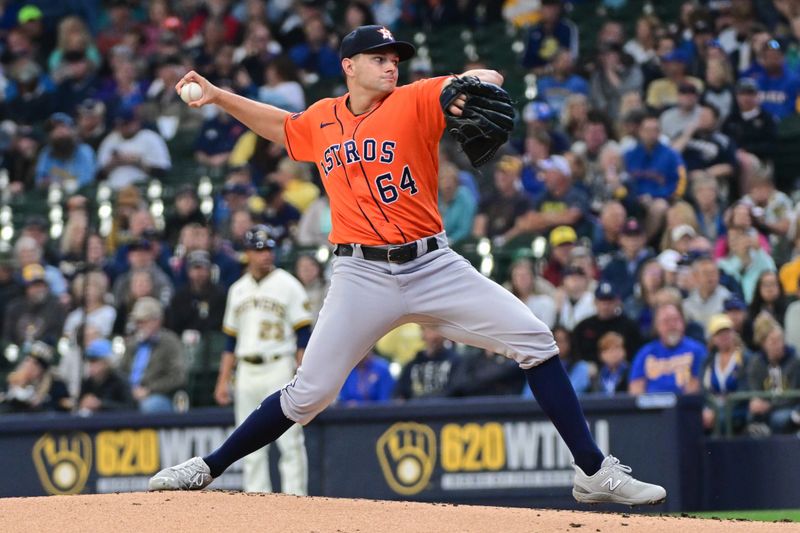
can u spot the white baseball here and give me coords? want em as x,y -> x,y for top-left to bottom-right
180,82 -> 203,104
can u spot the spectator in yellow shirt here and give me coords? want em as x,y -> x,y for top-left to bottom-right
646,50 -> 704,111
268,157 -> 320,213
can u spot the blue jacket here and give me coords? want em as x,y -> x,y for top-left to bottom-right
623,142 -> 687,199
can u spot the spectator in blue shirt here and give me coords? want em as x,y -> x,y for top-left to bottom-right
438,161 -> 476,245
629,303 -> 706,395
35,112 -> 96,192
338,352 -> 396,405
536,49 -> 589,117
624,115 -> 688,200
748,40 -> 800,121
194,102 -> 247,174
522,0 -> 579,71
623,114 -> 687,237
288,15 -> 341,80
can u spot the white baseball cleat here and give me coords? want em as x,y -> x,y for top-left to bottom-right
148,457 -> 214,491
572,455 -> 666,505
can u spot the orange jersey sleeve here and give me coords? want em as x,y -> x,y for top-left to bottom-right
283,76 -> 450,245
283,99 -> 335,163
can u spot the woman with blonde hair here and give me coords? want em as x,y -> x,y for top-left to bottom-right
59,210 -> 89,277
659,200 -> 700,252
560,94 -> 589,141
702,57 -> 735,122
59,271 -> 116,398
701,314 -> 750,434
48,16 -> 101,78
624,15 -> 662,66
746,314 -> 800,434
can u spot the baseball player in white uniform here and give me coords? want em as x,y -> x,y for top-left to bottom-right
216,224 -> 311,494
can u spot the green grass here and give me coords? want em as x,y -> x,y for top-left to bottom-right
680,509 -> 800,522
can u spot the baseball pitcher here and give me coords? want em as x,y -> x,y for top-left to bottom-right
151,25 -> 666,506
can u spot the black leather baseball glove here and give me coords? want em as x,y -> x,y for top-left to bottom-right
440,75 -> 515,167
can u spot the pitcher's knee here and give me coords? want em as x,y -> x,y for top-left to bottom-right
279,381 -> 339,425
502,328 -> 558,369
515,348 -> 559,369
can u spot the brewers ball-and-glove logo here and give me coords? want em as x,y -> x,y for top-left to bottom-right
376,422 -> 436,495
32,433 -> 93,495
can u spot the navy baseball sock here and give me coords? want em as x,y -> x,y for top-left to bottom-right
524,356 -> 604,476
203,391 -> 294,478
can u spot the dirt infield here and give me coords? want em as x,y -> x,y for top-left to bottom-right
1,492 -> 798,533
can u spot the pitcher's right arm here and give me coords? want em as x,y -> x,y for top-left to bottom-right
177,71 -> 290,146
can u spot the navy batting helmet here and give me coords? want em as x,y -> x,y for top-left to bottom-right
243,224 -> 276,250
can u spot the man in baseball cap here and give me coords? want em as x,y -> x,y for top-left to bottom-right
122,296 -> 186,413
78,338 -> 133,413
573,281 -> 643,364
339,25 -> 415,62
724,77 -> 775,161
722,295 -> 749,343
541,225 -> 578,286
601,218 -> 653,300
243,224 -> 276,251
549,225 -> 577,248
169,249 -> 227,335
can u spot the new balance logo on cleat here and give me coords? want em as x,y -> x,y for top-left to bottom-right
572,455 -> 666,505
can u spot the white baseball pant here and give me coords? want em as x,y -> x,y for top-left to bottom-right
236,357 -> 308,493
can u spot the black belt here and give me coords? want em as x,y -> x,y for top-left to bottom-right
334,237 -> 439,264
240,354 -> 282,365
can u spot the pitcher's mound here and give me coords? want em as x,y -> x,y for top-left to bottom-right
0,492 -> 796,532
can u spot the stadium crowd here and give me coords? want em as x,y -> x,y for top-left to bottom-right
1,0 -> 800,437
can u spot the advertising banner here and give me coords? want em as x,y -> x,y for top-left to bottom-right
0,410 -> 242,497
309,395 -> 703,511
0,395 -> 704,512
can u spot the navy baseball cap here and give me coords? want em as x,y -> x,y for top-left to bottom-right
340,25 -> 415,62
595,282 -> 618,300
723,296 -> 747,312
736,78 -> 759,93
661,49 -> 689,64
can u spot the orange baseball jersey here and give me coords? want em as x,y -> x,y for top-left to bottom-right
283,76 -> 449,245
